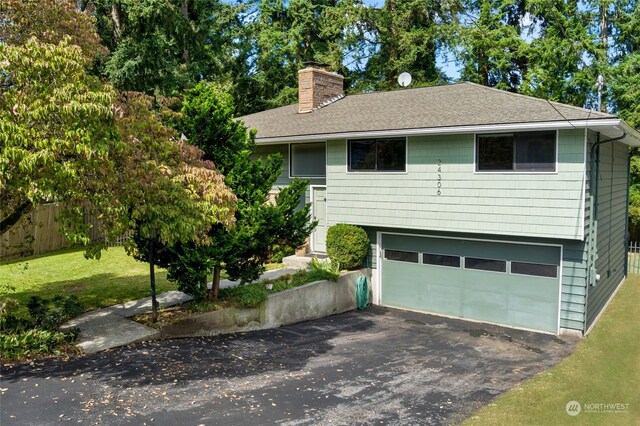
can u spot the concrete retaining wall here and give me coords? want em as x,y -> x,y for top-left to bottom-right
160,270 -> 367,338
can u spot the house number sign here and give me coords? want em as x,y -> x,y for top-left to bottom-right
437,159 -> 442,195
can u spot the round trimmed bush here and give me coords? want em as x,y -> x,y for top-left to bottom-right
326,224 -> 369,270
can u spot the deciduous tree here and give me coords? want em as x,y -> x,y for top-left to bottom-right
0,0 -> 107,62
0,38 -> 118,240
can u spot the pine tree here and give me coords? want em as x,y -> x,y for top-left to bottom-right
138,83 -> 314,301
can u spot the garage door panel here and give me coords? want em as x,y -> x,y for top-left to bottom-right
461,288 -> 511,323
381,263 -> 429,310
424,283 -> 464,317
381,235 -> 560,333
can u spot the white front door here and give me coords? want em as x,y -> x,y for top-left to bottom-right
312,187 -> 327,253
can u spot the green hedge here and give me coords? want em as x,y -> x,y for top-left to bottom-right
326,224 -> 369,270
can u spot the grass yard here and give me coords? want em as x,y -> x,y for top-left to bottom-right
0,247 -> 178,311
463,275 -> 640,426
1,247 -> 286,312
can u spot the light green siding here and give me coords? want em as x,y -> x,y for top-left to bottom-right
252,144 -> 326,205
586,141 -> 628,329
561,241 -> 587,331
326,130 -> 586,240
361,227 -> 588,332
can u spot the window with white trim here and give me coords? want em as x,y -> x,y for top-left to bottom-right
348,138 -> 406,172
476,131 -> 556,172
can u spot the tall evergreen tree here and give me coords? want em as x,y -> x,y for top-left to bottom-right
523,0 -> 596,106
139,83 -> 314,301
454,0 -> 528,91
607,0 -> 640,127
239,0 -> 354,112
360,0 -> 448,91
92,0 -> 239,96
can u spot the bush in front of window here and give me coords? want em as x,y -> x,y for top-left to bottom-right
326,224 -> 369,270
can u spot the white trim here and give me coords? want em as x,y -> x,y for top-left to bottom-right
584,276 -> 626,335
309,185 -> 327,254
375,232 -> 382,305
345,136 -> 409,174
472,130 -> 559,174
254,118 -> 630,145
289,141 -> 327,179
378,231 -> 562,335
558,245 -> 564,333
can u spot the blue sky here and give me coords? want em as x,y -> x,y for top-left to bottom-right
224,0 -> 462,81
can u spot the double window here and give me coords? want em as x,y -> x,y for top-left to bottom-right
476,131 -> 556,172
348,138 -> 406,172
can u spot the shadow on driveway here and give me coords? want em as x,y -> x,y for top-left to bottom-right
1,306 -> 578,425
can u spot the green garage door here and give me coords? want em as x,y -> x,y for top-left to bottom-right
380,234 -> 561,333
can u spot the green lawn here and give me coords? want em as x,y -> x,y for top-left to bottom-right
0,247 -> 178,311
462,275 -> 640,426
1,247 -> 286,312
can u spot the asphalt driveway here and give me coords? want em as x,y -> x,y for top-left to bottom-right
1,306 -> 578,425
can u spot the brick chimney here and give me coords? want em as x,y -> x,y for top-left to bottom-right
298,62 -> 344,113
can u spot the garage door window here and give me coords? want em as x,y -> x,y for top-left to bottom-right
385,249 -> 419,263
511,261 -> 558,278
423,253 -> 460,268
465,257 -> 507,273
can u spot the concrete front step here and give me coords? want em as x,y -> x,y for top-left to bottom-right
283,255 -> 314,269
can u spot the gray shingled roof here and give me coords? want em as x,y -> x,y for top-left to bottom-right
240,82 -> 615,141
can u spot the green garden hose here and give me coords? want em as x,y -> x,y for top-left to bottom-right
356,275 -> 370,310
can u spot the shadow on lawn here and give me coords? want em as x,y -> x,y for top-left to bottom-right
5,272 -> 170,310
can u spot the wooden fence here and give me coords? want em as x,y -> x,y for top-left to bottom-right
0,204 -> 129,259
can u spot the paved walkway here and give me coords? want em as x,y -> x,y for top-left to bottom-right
61,267 -> 302,354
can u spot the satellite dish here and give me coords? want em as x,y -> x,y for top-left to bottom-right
520,12 -> 533,29
398,72 -> 412,88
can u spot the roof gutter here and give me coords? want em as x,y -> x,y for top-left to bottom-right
252,118 -> 633,145
584,130 -> 627,334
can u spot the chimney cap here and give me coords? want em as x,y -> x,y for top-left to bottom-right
302,60 -> 331,69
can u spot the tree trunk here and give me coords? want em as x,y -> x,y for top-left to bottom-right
599,2 -> 608,112
149,237 -> 159,323
0,200 -> 33,234
181,0 -> 190,65
207,266 -> 221,301
111,3 -> 122,42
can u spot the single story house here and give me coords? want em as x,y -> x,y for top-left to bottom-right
240,63 -> 640,335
